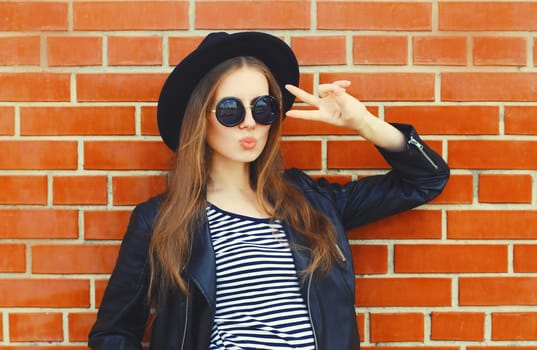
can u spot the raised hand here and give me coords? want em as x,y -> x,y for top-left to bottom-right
284,80 -> 405,152
284,80 -> 372,131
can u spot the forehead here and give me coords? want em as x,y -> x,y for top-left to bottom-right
214,67 -> 269,100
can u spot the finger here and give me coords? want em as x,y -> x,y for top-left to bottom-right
285,109 -> 322,121
285,84 -> 319,106
333,80 -> 351,88
318,83 -> 346,98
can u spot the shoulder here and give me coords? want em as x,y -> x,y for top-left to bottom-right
283,168 -> 316,190
129,194 -> 166,233
126,195 -> 164,236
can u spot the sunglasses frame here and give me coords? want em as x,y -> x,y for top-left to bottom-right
210,95 -> 280,127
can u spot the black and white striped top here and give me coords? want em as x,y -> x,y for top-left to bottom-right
207,204 -> 315,350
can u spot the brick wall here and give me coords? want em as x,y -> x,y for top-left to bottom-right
1,0 -> 536,348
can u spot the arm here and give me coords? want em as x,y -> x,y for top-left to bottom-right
285,82 -> 449,230
88,203 -> 155,350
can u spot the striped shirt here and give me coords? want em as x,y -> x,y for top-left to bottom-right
207,204 -> 315,350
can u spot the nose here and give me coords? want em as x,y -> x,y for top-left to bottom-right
239,105 -> 256,129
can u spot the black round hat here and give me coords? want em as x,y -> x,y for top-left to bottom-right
157,31 -> 300,151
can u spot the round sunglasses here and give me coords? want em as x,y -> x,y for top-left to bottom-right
210,95 -> 280,127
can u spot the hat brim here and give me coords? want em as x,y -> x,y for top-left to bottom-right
157,32 -> 300,151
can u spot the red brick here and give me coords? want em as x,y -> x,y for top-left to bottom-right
514,245 -> 537,272
47,36 -> 102,66
0,176 -> 47,205
69,313 -> 97,342
492,313 -> 537,340
95,279 -> 108,307
328,139 -> 442,169
281,140 -> 322,170
535,37 -> 537,67
430,174 -> 473,204
353,35 -> 407,65
357,278 -> 451,306
0,279 -> 89,307
168,36 -> 203,66
113,175 -> 167,206
320,73 -> 435,101
84,141 -> 173,170
9,313 -> 63,342
328,140 -> 388,169
0,244 -> 25,273
356,313 -> 365,342
348,210 -> 442,240
84,210 -> 131,240
318,1 -> 431,30
474,36 -> 527,66
20,106 -> 135,136
0,141 -> 77,170
108,36 -> 162,66
413,36 -> 467,66
460,277 -> 537,305
370,313 -> 423,342
351,245 -> 388,274
32,245 -> 119,274
53,176 -> 108,205
0,209 -> 78,239
141,106 -> 159,135
439,2 -> 537,31
291,36 -> 346,66
0,107 -> 14,135
77,73 -> 167,102
0,73 -> 70,102
0,36 -> 40,65
442,73 -> 537,101
298,73 -> 314,96
196,1 -> 309,29
449,140 -> 537,169
385,105 -> 499,135
395,244 -> 507,273
73,1 -> 188,30
0,2 -> 68,31
431,312 -> 485,341
479,174 -> 532,203
448,210 -> 537,240
505,106 -> 537,135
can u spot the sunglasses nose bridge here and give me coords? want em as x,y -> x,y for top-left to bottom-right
239,103 -> 257,127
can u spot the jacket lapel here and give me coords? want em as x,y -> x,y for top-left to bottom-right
186,219 -> 216,318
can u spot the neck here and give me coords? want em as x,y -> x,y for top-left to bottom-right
208,158 -> 252,194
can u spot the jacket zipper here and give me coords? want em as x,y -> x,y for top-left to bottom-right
408,136 -> 439,171
335,243 -> 346,262
307,273 -> 319,350
180,282 -> 189,350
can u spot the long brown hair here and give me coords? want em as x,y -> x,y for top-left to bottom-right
149,56 -> 339,296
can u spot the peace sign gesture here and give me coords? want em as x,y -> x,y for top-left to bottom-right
284,80 -> 372,132
284,80 -> 406,152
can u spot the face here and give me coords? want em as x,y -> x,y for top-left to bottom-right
206,67 -> 272,167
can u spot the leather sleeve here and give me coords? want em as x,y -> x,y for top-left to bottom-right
289,123 -> 450,230
88,202 -> 156,350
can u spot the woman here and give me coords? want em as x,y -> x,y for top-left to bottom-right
89,31 -> 449,350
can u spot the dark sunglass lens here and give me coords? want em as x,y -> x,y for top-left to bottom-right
252,96 -> 279,125
216,98 -> 243,127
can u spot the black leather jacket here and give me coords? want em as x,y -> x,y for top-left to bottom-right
89,124 -> 449,350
